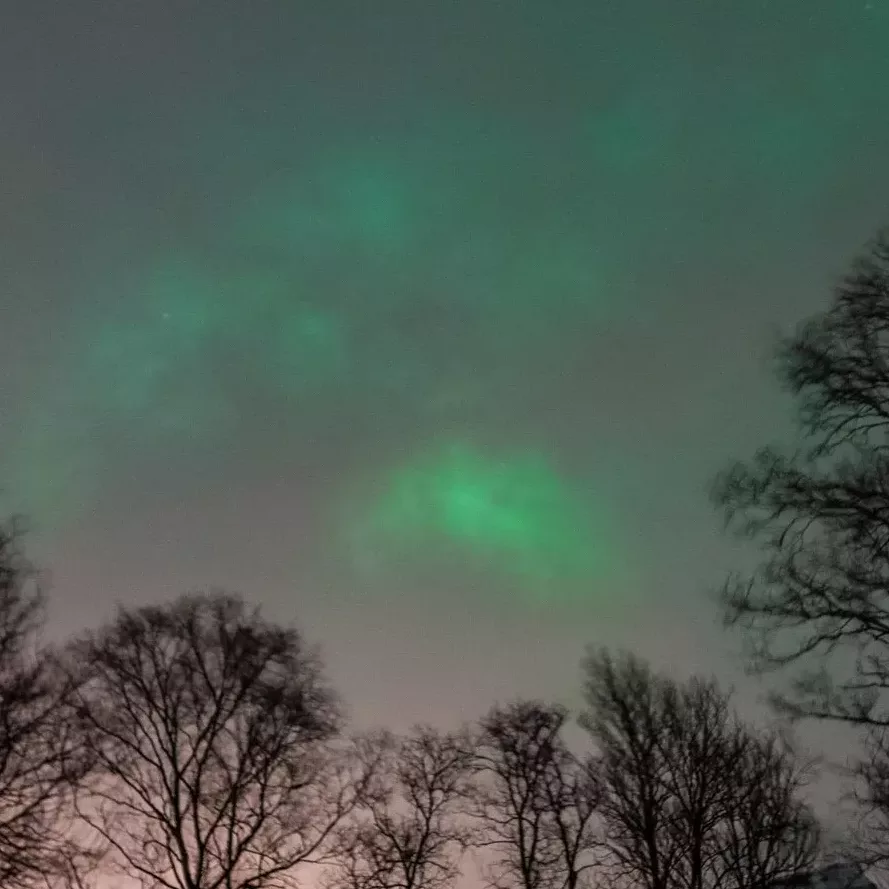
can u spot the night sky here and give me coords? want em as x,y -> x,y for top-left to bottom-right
2,1 -> 888,737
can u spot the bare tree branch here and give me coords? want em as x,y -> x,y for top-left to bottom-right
713,229 -> 889,729
712,227 -> 889,863
469,701 -> 601,889
0,519 -> 94,889
328,727 -> 473,889
581,649 -> 819,889
68,591 -> 356,889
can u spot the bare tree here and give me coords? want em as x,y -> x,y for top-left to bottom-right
839,726 -> 889,870
581,649 -> 818,889
470,701 -> 601,889
580,652 -> 687,889
712,229 -> 889,729
328,727 -> 473,889
715,732 -> 819,889
69,591 -> 358,889
0,519 -> 94,889
711,228 -> 889,866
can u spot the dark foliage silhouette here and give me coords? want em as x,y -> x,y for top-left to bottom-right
581,649 -> 818,889
712,228 -> 889,865
328,727 -> 473,889
713,229 -> 889,728
0,520 -> 94,889
470,701 -> 601,889
69,591 -> 359,889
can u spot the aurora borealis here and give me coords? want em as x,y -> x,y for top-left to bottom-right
343,442 -> 620,602
2,1 -> 889,727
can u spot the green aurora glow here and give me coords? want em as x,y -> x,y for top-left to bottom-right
343,443 -> 618,601
3,1 -> 887,612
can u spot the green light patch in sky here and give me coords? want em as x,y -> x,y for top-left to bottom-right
344,443 -> 617,603
9,118 -> 632,525
259,300 -> 350,395
85,256 -> 349,422
237,156 -> 414,261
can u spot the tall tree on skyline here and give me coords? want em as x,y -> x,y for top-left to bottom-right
68,591 -> 359,889
713,228 -> 889,728
470,701 -> 601,889
581,649 -> 819,889
328,727 -> 473,889
713,227 -> 889,864
0,520 -> 95,889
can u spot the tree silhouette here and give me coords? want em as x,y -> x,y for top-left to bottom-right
712,228 -> 889,865
713,229 -> 889,728
469,701 -> 601,889
69,591 -> 359,889
716,731 -> 820,889
328,727 -> 473,889
0,520 -> 94,889
581,649 -> 818,889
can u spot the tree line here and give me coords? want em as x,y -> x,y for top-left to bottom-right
0,549 -> 820,889
4,224 -> 889,889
